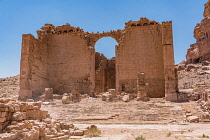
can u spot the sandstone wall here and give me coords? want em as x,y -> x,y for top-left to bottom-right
19,34 -> 49,100
95,52 -> 107,94
47,33 -> 94,94
106,58 -> 116,90
162,22 -> 178,101
116,24 -> 165,97
94,53 -> 116,94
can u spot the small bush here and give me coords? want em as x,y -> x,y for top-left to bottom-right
84,125 -> 101,137
188,129 -> 193,132
135,135 -> 146,140
202,134 -> 210,138
166,132 -> 172,137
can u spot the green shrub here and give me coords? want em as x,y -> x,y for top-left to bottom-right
202,134 -> 210,138
135,135 -> 146,140
166,132 -> 172,137
84,125 -> 101,137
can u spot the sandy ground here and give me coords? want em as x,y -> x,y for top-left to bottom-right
41,98 -> 210,140
72,123 -> 210,140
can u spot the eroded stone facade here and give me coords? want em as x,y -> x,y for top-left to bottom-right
186,0 -> 210,63
19,18 -> 177,101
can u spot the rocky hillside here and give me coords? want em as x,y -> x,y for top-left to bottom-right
0,75 -> 19,99
178,61 -> 210,93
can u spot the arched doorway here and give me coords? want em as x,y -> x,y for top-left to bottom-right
94,37 -> 118,94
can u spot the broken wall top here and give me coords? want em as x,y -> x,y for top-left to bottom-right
34,17 -> 169,40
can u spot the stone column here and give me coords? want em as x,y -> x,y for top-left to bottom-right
162,21 -> 178,101
136,72 -> 148,99
19,34 -> 33,100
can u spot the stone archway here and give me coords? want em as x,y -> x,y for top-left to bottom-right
94,37 -> 118,94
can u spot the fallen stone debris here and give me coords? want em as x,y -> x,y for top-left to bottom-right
0,98 -> 97,140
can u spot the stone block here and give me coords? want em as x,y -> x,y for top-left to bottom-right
62,95 -> 70,104
33,102 -> 42,109
1,112 -> 7,117
0,117 -> 6,123
74,130 -> 84,136
22,129 -> 39,140
45,88 -> 53,94
26,110 -> 41,119
165,93 -> 177,101
24,120 -> 33,129
0,133 -> 18,140
12,112 -> 26,121
40,110 -> 48,119
0,107 -> 8,112
19,102 -> 29,112
6,125 -> 20,132
187,116 -> 199,123
122,95 -> 130,102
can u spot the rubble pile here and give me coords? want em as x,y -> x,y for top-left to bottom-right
0,98 -> 93,140
177,61 -> 210,90
197,99 -> 210,121
39,88 -> 63,102
98,89 -> 149,102
177,61 -> 210,101
61,89 -> 82,104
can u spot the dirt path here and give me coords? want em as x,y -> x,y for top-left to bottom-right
75,124 -> 210,140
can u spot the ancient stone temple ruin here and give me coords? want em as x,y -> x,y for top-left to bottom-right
186,0 -> 210,63
19,17 -> 178,101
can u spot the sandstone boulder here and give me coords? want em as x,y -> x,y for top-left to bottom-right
71,90 -> 81,102
202,61 -> 210,66
122,95 -> 130,102
62,94 -> 70,104
202,66 -> 210,70
101,93 -> 108,101
39,88 -> 54,101
12,112 -> 26,121
186,65 -> 196,71
74,130 -> 84,136
201,112 -> 210,120
177,64 -> 186,71
187,116 -> 199,123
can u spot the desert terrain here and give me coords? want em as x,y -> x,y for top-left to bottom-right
1,65 -> 210,140
2,0 -> 210,140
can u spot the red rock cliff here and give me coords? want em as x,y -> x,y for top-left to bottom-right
186,0 -> 210,63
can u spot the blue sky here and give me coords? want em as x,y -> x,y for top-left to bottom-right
0,0 -> 207,78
